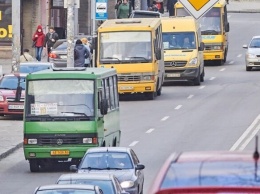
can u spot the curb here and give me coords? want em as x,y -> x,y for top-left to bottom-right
0,142 -> 23,161
228,10 -> 260,13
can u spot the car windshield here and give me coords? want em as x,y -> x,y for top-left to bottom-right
100,31 -> 152,63
20,65 -> 50,73
0,76 -> 26,90
36,189 -> 95,194
163,32 -> 196,50
58,180 -> 114,194
249,38 -> 260,48
80,152 -> 133,169
26,79 -> 94,117
160,161 -> 260,189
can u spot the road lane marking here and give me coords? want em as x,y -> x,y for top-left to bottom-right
199,86 -> 205,89
220,68 -> 225,72
129,141 -> 139,147
230,114 -> 260,151
237,54 -> 242,58
175,105 -> 182,110
146,128 -> 155,133
209,77 -> 216,81
229,61 -> 234,64
187,95 -> 194,99
161,116 -> 169,121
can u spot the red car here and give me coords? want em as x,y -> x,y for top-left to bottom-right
149,151 -> 260,194
0,73 -> 26,116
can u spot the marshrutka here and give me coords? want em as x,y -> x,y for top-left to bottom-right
23,67 -> 121,172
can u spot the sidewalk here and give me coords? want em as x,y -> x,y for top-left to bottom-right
1,1 -> 260,161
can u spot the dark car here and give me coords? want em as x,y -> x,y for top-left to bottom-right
56,173 -> 129,194
149,151 -> 260,194
0,73 -> 26,116
70,147 -> 145,194
129,10 -> 161,18
11,62 -> 52,73
49,36 -> 92,67
34,184 -> 102,194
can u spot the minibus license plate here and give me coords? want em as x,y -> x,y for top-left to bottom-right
120,86 -> 134,90
51,150 -> 70,156
167,73 -> 180,77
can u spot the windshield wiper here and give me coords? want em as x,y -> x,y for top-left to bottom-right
201,30 -> 219,35
128,56 -> 149,62
101,57 -> 121,61
61,112 -> 90,118
182,50 -> 193,52
0,87 -> 13,90
80,167 -> 104,170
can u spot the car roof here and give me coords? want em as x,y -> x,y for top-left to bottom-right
86,147 -> 130,153
38,184 -> 96,190
252,36 -> 260,39
58,173 -> 114,181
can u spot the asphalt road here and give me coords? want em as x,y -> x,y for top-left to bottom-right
1,13 -> 260,194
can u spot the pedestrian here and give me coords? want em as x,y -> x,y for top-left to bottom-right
44,26 -> 59,55
149,1 -> 159,11
20,49 -> 34,62
167,0 -> 177,16
117,0 -> 130,19
115,0 -> 122,18
74,39 -> 88,67
32,25 -> 45,61
81,37 -> 92,67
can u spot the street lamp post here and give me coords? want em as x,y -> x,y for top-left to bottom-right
66,0 -> 75,68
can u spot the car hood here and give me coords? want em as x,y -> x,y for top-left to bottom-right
247,48 -> 260,55
0,89 -> 25,97
78,169 -> 135,182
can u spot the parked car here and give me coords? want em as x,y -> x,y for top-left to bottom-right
0,73 -> 26,116
49,36 -> 92,67
11,62 -> 52,73
148,151 -> 260,194
70,147 -> 145,194
56,173 -> 129,194
129,10 -> 161,18
34,184 -> 103,194
243,35 -> 260,71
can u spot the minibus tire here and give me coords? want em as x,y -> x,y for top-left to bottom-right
193,71 -> 201,86
200,68 -> 205,82
29,159 -> 40,172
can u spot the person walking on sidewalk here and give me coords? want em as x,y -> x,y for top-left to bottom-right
32,25 -> 45,61
117,0 -> 130,19
115,0 -> 122,18
167,0 -> 177,16
74,39 -> 88,67
81,37 -> 92,67
20,49 -> 34,62
44,26 -> 59,55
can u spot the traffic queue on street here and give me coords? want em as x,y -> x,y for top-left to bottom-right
3,0 -> 260,193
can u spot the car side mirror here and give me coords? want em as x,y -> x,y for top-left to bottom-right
242,44 -> 248,49
100,98 -> 108,115
70,165 -> 78,172
136,164 -> 145,170
199,42 -> 205,51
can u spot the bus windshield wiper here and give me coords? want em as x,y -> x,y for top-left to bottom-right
80,167 -> 104,170
61,112 -> 90,118
201,30 -> 219,35
101,57 -> 121,61
128,56 -> 149,61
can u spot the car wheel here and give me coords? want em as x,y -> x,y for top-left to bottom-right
200,67 -> 205,82
29,159 -> 40,172
246,66 -> 252,71
193,70 -> 201,86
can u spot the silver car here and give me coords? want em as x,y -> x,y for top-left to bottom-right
243,35 -> 260,71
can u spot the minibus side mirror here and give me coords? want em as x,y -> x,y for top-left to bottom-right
155,48 -> 161,60
225,22 -> 230,32
199,42 -> 205,51
100,99 -> 108,115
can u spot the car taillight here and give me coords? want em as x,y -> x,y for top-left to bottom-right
49,53 -> 57,58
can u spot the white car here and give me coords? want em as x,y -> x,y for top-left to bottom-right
243,35 -> 260,71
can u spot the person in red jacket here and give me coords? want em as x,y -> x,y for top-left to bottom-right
32,25 -> 45,61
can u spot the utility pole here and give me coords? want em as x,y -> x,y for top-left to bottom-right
66,0 -> 75,67
12,0 -> 21,73
92,0 -> 96,68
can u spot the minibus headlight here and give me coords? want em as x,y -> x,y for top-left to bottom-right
142,74 -> 154,81
213,45 -> 222,50
188,57 -> 198,66
28,139 -> 37,144
83,138 -> 93,143
121,181 -> 135,189
247,53 -> 256,59
0,95 -> 4,101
